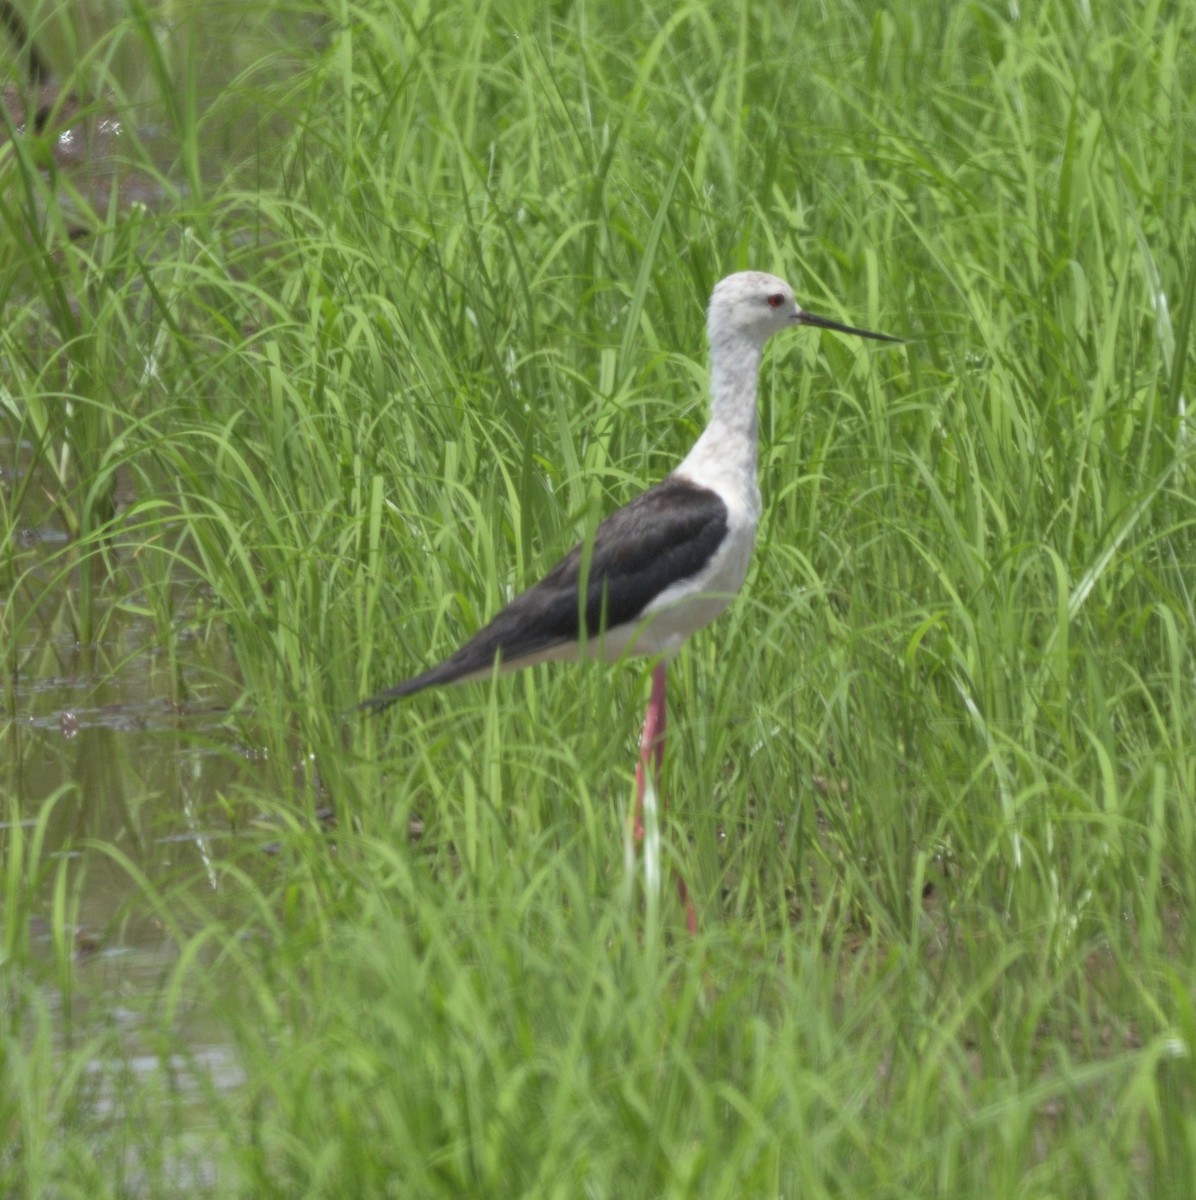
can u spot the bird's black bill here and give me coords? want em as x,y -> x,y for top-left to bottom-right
797,310 -> 901,343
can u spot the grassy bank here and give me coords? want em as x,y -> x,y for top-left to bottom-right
3,0 -> 1196,1194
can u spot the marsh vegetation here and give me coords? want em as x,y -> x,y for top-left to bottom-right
3,0 -> 1196,1194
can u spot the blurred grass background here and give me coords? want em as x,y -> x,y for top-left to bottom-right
3,0 -> 1196,1194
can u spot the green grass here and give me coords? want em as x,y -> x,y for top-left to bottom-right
3,0 -> 1196,1194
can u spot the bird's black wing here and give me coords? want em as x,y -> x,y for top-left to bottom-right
360,475 -> 728,710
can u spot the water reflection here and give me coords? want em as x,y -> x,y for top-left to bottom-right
1,6 -> 324,1166
4,439 -> 258,1126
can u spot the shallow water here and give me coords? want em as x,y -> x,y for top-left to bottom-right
5,427 -> 265,1189
6,422 -> 254,900
2,10 -> 315,1178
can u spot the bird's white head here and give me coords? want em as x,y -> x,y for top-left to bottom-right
707,270 -> 900,348
707,271 -> 799,346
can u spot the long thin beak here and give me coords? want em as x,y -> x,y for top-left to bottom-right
796,309 -> 902,343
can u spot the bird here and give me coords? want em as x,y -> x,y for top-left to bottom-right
362,271 -> 899,927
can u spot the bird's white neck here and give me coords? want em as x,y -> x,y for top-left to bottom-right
675,329 -> 764,510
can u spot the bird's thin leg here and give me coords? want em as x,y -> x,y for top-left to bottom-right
633,662 -> 667,840
633,663 -> 698,933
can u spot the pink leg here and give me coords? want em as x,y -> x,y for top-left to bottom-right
633,663 -> 668,840
633,663 -> 698,934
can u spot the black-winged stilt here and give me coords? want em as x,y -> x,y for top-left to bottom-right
363,271 -> 899,927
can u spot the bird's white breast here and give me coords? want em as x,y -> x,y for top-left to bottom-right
606,466 -> 760,660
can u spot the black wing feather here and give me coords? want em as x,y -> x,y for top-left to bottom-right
360,475 -> 728,711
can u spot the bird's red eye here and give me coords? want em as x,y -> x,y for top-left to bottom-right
767,293 -> 784,309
